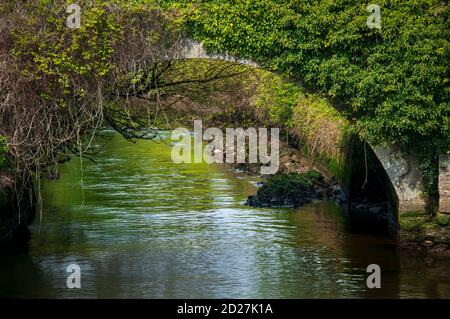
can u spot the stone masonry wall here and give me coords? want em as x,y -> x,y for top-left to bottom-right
439,154 -> 450,214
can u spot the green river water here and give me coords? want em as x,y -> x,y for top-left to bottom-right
1,132 -> 450,298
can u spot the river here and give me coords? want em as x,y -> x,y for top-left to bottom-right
1,132 -> 449,298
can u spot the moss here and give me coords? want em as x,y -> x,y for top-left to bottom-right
399,216 -> 430,231
420,222 -> 440,230
247,170 -> 325,207
436,213 -> 450,227
399,214 -> 450,245
400,211 -> 430,217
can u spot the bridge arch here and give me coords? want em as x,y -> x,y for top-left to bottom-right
168,38 -> 426,216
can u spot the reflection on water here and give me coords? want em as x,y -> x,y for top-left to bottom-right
0,132 -> 450,298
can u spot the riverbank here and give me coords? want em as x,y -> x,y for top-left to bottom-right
399,212 -> 450,257
0,170 -> 35,253
198,105 -> 350,210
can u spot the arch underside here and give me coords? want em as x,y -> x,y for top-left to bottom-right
174,39 -> 427,215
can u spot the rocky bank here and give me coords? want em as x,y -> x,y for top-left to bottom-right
0,171 -> 35,253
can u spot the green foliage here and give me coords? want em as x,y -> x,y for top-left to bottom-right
0,136 -> 9,169
256,72 -> 300,125
255,71 -> 349,173
7,0 -> 449,196
179,0 -> 449,195
13,1 -> 123,98
436,212 -> 450,227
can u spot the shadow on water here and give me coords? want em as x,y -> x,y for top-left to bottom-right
347,137 -> 399,238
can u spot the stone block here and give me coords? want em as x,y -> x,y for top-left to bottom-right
373,146 -> 426,213
439,154 -> 450,213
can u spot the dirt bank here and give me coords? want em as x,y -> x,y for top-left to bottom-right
0,171 -> 35,253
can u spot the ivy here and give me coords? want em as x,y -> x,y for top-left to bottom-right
173,0 -> 449,196
7,0 -> 450,197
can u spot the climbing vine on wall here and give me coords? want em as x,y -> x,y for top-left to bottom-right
175,0 -> 449,197
0,0 -> 448,198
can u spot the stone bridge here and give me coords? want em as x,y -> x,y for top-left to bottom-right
172,39 -> 449,217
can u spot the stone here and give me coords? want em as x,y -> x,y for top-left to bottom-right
421,240 -> 434,247
400,228 -> 426,242
422,226 -> 450,245
399,215 -> 429,231
439,154 -> 450,213
436,212 -> 450,227
179,38 -> 258,67
373,146 -> 426,213
246,171 -> 327,208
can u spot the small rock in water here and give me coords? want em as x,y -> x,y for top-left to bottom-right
422,240 -> 434,247
428,243 -> 450,256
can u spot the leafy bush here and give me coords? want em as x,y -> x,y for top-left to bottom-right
4,0 -> 448,196
255,71 -> 348,159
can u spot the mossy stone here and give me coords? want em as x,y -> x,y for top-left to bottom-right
400,211 -> 429,217
436,213 -> 450,227
423,227 -> 450,244
420,222 -> 439,230
399,216 -> 429,231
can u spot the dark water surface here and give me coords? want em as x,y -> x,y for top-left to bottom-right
1,132 -> 450,298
